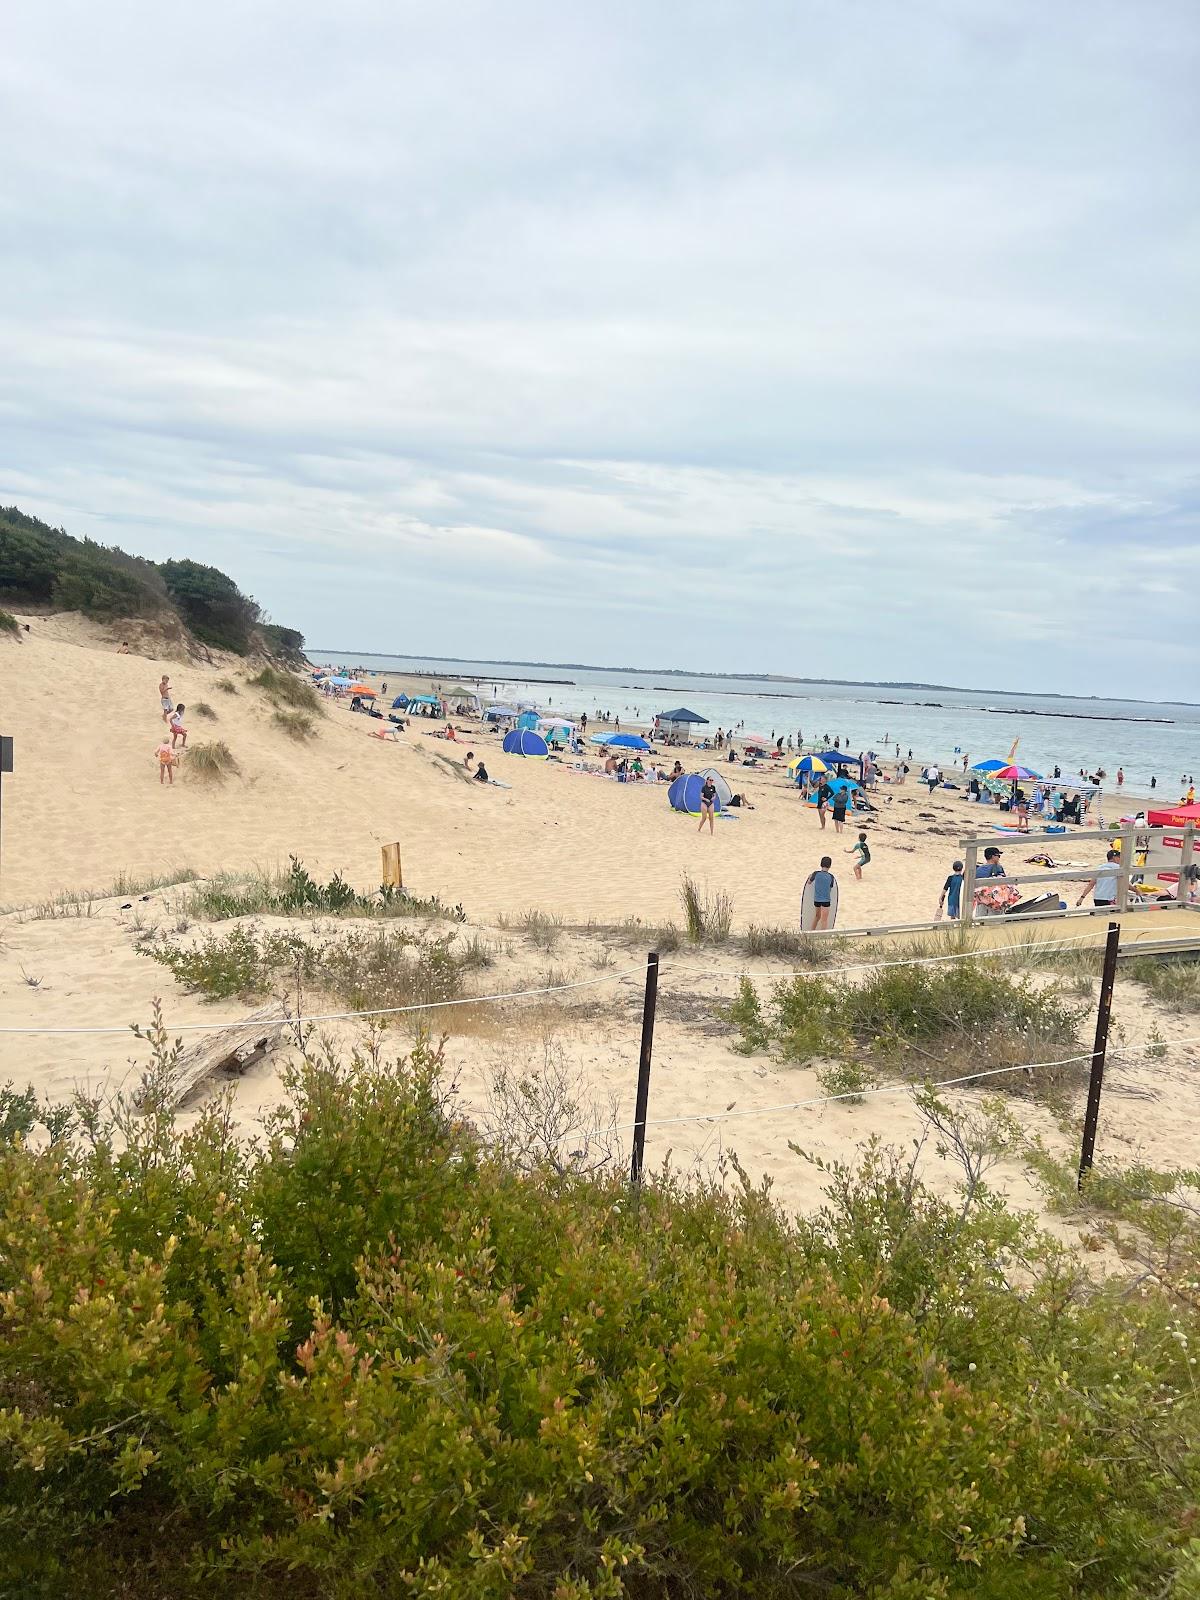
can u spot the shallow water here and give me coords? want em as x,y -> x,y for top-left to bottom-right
317,652 -> 1200,797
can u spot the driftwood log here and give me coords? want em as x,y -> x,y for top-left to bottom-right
137,1003 -> 288,1111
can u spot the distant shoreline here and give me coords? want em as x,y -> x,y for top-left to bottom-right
310,649 -> 1191,711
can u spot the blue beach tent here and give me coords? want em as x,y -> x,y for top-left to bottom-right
517,710 -> 540,731
805,776 -> 859,806
668,773 -> 722,815
390,693 -> 409,709
502,729 -> 549,759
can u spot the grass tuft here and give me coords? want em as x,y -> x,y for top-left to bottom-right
680,874 -> 733,944
185,741 -> 240,784
193,702 -> 217,720
251,666 -> 321,711
0,608 -> 18,637
272,709 -> 317,741
215,677 -> 239,694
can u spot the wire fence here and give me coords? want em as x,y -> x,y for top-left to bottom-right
2,922 -> 1196,1188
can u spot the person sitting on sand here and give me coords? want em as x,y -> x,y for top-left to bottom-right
159,675 -> 173,723
445,724 -> 457,741
156,739 -> 177,785
805,857 -> 837,930
169,704 -> 188,749
671,760 -> 684,779
464,751 -> 475,772
117,641 -> 130,654
474,760 -> 489,783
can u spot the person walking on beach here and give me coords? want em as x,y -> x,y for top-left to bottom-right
698,774 -> 718,835
924,763 -> 941,794
939,860 -> 965,920
847,830 -> 870,881
805,857 -> 837,930
158,675 -> 173,724
169,705 -> 188,749
1076,849 -> 1121,910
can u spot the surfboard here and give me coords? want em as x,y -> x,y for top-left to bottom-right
800,875 -> 839,932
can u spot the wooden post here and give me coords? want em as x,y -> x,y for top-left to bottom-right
629,952 -> 660,1185
961,843 -> 978,927
1078,920 -> 1121,1189
380,843 -> 403,889
1116,827 -> 1135,913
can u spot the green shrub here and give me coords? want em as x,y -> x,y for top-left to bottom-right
184,740 -> 239,784
0,1046 -> 1197,1596
0,607 -> 18,636
272,708 -> 316,740
720,975 -> 771,1054
251,664 -> 321,711
814,1057 -> 874,1102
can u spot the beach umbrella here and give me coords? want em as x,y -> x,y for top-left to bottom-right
604,733 -> 651,750
792,755 -> 828,775
813,750 -> 863,768
347,683 -> 375,696
970,758 -> 1007,772
502,729 -> 549,759
328,675 -> 353,688
994,764 -> 1042,781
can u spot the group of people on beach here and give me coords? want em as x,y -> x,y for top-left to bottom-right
155,673 -> 188,785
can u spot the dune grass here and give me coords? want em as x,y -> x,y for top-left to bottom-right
2,869 -> 201,920
251,665 -> 321,712
0,608 -> 18,636
680,874 -> 733,944
215,676 -> 238,694
182,858 -> 467,924
272,708 -> 316,741
185,741 -> 240,784
192,701 -> 217,719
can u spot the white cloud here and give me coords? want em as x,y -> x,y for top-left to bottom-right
1,0 -> 1197,693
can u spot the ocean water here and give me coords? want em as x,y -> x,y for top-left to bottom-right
317,652 -> 1200,797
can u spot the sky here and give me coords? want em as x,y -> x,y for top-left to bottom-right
2,0 -> 1198,696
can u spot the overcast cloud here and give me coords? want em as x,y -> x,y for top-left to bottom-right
2,0 -> 1197,694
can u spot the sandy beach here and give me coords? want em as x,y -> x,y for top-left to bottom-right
3,614 -> 1198,1250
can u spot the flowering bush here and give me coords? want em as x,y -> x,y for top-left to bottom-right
0,1042 -> 1197,1597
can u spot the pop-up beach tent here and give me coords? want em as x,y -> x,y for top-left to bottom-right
654,707 -> 709,741
668,773 -> 722,815
696,767 -> 734,806
516,710 -> 540,731
390,693 -> 409,709
406,694 -> 444,719
502,729 -> 549,759
805,776 -> 859,806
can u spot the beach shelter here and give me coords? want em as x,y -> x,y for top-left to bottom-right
813,750 -> 863,768
390,693 -> 409,709
696,767 -> 734,806
970,758 -> 1008,773
805,776 -> 859,806
604,733 -> 651,751
484,705 -> 519,721
406,693 -> 444,719
538,717 -> 574,745
328,675 -> 353,688
654,707 -> 709,741
1148,803 -> 1200,827
668,773 -> 722,815
516,710 -> 540,731
502,728 -> 549,759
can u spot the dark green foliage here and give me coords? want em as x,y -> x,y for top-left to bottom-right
0,505 -> 300,651
0,1047 -> 1198,1596
159,558 -> 260,653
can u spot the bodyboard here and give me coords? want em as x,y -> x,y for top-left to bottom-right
800,876 -> 839,931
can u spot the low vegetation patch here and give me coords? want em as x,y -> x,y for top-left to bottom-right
725,959 -> 1086,1090
5,869 -> 200,920
214,676 -> 238,694
272,708 -> 316,741
184,740 -> 240,784
251,664 -> 321,712
0,1044 -> 1197,1595
681,872 -> 733,943
0,607 -> 18,636
184,856 -> 466,923
745,924 -> 847,964
192,701 -> 217,719
1127,952 -> 1200,1011
144,922 -> 473,1013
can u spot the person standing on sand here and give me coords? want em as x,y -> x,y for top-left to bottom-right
156,739 -> 177,785
805,857 -> 837,930
847,830 -> 870,881
698,775 -> 718,835
169,705 -> 188,749
1076,849 -> 1121,910
924,763 -> 941,794
159,675 -> 173,723
939,860 -> 965,920
831,786 -> 849,833
816,776 -> 833,829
